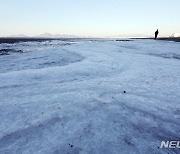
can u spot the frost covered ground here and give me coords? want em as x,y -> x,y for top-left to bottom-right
0,39 -> 180,154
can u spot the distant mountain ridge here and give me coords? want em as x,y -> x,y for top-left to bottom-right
36,33 -> 79,38
9,34 -> 29,38
7,33 -> 80,38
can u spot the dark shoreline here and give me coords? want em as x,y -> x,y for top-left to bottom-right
0,37 -> 180,44
158,37 -> 180,42
0,38 -> 53,44
132,37 -> 180,42
0,37 -> 85,44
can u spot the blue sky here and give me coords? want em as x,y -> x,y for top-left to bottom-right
0,0 -> 180,37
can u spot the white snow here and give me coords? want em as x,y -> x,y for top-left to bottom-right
0,39 -> 180,154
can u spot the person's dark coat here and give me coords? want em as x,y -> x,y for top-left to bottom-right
155,29 -> 159,39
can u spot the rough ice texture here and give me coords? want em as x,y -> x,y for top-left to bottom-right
0,39 -> 180,154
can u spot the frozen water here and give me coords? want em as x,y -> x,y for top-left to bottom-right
0,39 -> 180,154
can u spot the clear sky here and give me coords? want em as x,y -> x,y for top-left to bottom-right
0,0 -> 180,37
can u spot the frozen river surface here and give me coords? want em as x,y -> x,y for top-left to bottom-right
0,39 -> 180,154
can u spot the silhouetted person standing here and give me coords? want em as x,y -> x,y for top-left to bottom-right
155,29 -> 159,39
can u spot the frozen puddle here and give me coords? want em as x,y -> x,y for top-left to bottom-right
0,47 -> 83,73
